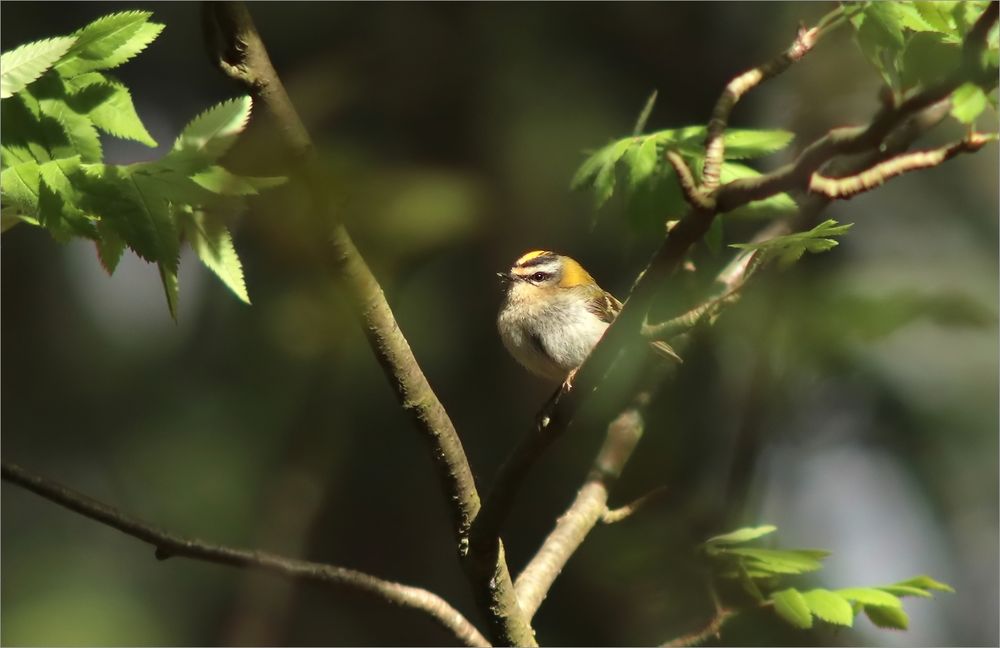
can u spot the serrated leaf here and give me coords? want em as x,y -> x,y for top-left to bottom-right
179,208 -> 250,304
892,3 -> 936,33
731,220 -> 852,268
64,72 -> 156,146
191,166 -> 285,196
914,2 -> 958,35
705,524 -> 778,546
159,262 -> 180,321
25,77 -> 103,162
95,220 -> 125,274
717,548 -> 828,574
951,82 -> 988,124
801,589 -> 854,626
625,136 -> 658,194
0,36 -> 77,99
55,11 -> 151,77
771,588 -> 813,629
632,89 -> 657,136
878,585 -> 933,598
835,587 -> 904,608
894,575 -> 955,593
865,2 -> 906,48
172,96 -> 253,164
1,160 -> 41,213
721,130 -> 795,159
97,22 -> 164,70
865,605 -> 909,630
900,32 -> 962,90
37,156 -> 95,239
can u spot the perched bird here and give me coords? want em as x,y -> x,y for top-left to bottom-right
496,250 -> 679,387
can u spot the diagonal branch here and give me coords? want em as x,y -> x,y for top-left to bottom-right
1,462 -> 490,648
201,4 -> 534,645
808,133 -> 995,199
514,388 -> 654,619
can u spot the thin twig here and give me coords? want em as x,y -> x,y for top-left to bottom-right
2,462 -> 490,648
809,133 -> 994,199
201,5 -> 534,645
602,485 -> 670,524
514,390 -> 654,619
667,151 -> 712,210
701,19 -> 822,191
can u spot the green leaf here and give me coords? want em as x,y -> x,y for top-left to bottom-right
716,548 -> 828,574
179,208 -> 250,304
171,95 -> 253,165
159,263 -> 180,321
705,524 -> 778,546
24,77 -> 103,162
771,588 -> 813,629
55,11 -> 151,77
717,161 -> 798,218
0,36 -> 76,99
894,575 -> 955,593
801,589 -> 854,627
878,585 -> 932,599
866,2 -> 906,48
625,136 -> 658,195
892,2 -> 936,33
721,129 -> 795,159
38,156 -> 96,239
64,72 -> 156,146
95,21 -> 164,70
835,587 -> 904,608
865,605 -> 909,630
731,220 -> 852,268
951,82 -> 988,124
914,2 -> 958,35
1,160 -> 41,214
632,90 -> 658,136
95,220 -> 125,274
191,166 -> 285,196
900,32 -> 962,90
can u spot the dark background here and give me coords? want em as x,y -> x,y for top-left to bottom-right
2,2 -> 997,646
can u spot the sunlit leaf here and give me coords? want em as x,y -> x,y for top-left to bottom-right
801,589 -> 854,626
865,605 -> 909,630
0,36 -> 76,99
951,82 -> 988,124
179,208 -> 250,304
771,588 -> 813,629
705,525 -> 778,546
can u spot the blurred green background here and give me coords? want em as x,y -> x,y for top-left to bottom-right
2,2 -> 997,646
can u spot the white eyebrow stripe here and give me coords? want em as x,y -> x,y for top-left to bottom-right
512,258 -> 561,275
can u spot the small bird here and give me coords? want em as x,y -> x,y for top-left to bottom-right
496,250 -> 679,387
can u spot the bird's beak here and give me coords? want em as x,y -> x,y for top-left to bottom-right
496,271 -> 513,283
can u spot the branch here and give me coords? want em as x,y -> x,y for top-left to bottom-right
808,133 -> 995,199
201,5 -> 535,645
661,608 -> 736,647
601,485 -> 670,525
700,17 -> 824,191
667,151 -> 712,210
514,390 -> 653,619
715,3 -> 998,214
1,462 -> 489,648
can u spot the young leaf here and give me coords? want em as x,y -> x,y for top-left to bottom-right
1,160 -> 41,214
55,11 -> 151,77
94,21 -> 164,70
950,82 -> 988,124
705,524 -> 778,546
95,220 -> 125,274
835,587 -> 904,608
64,72 -> 156,146
914,2 -> 958,35
172,96 -> 253,164
159,263 -> 180,321
191,166 -> 285,196
179,208 -> 250,304
632,90 -> 658,136
0,36 -> 76,99
771,588 -> 813,629
801,589 -> 854,627
718,547 -> 828,575
731,220 -> 852,268
625,136 -> 658,195
893,575 -> 955,593
721,130 -> 795,159
877,585 -> 933,599
865,605 -> 909,630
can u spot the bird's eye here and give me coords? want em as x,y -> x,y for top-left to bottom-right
531,272 -> 549,282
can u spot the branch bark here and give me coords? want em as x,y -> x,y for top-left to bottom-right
1,462 -> 490,648
201,4 -> 535,645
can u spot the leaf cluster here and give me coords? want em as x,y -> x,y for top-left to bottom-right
703,525 -> 954,632
0,11 -> 283,317
730,219 -> 853,268
849,0 -> 999,124
570,99 -> 799,237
